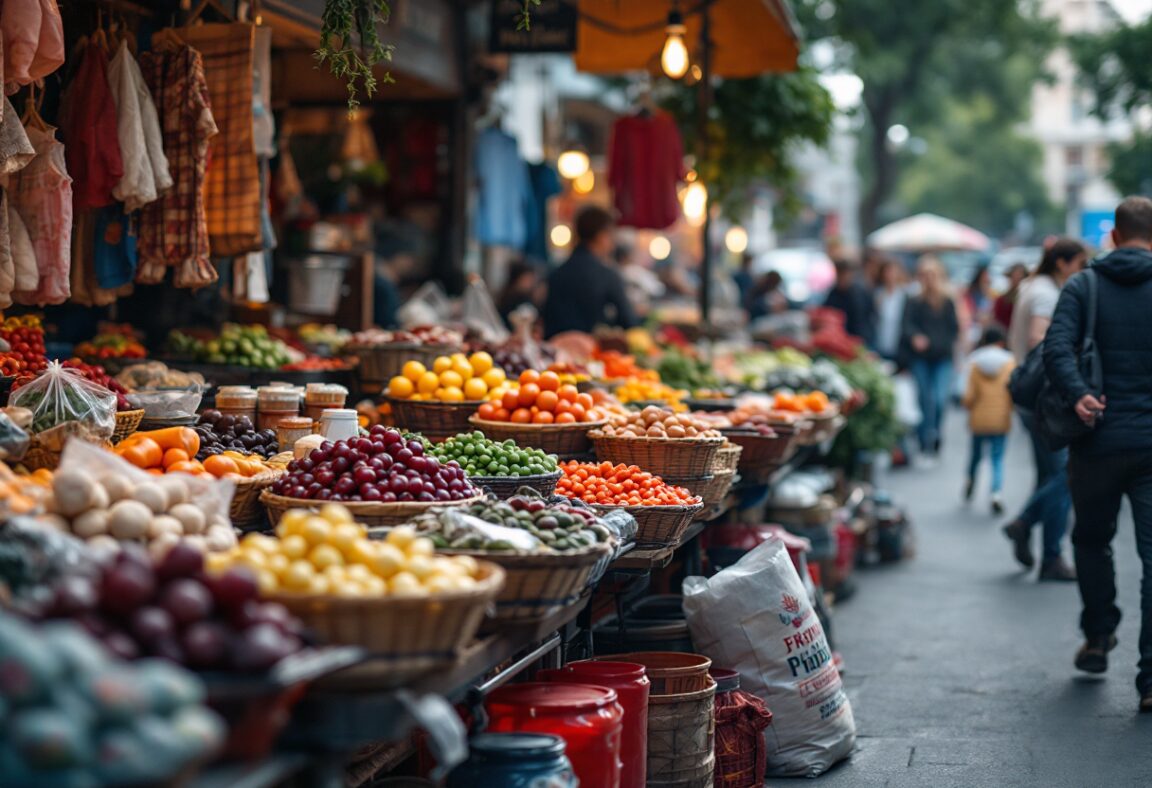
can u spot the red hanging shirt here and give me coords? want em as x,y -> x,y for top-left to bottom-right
608,112 -> 685,230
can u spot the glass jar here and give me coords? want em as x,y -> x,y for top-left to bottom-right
304,383 -> 348,422
447,733 -> 576,788
485,683 -> 623,788
257,386 -> 301,432
538,661 -> 649,788
276,416 -> 315,450
216,386 -> 257,424
319,408 -> 360,443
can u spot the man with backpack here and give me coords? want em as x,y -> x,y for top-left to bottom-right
1043,196 -> 1152,712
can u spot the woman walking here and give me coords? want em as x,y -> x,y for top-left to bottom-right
873,257 -> 908,361
1002,238 -> 1088,581
901,257 -> 960,461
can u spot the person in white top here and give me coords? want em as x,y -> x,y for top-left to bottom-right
873,257 -> 908,361
1001,238 -> 1088,581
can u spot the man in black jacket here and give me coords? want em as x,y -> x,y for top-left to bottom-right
542,206 -> 639,339
1044,196 -> 1152,712
823,260 -> 875,346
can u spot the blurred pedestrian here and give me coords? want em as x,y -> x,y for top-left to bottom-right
873,257 -> 908,361
900,256 -> 959,461
615,244 -> 664,317
1001,238 -> 1087,582
962,264 -> 996,348
733,251 -> 755,304
1044,197 -> 1152,709
746,270 -> 789,321
962,326 -> 1016,514
993,262 -> 1030,329
824,259 -> 875,344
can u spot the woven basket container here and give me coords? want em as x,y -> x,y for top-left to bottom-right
231,469 -> 285,528
21,437 -> 113,472
352,342 -> 460,386
798,411 -> 844,446
387,398 -> 484,442
469,470 -> 562,500
591,501 -> 703,548
260,490 -> 484,529
112,409 -> 145,444
269,562 -> 503,671
441,542 -> 611,621
699,469 -> 735,509
589,433 -> 725,478
646,679 -> 717,788
468,416 -> 605,458
720,428 -> 800,482
614,651 -> 712,695
659,474 -> 714,501
712,443 -> 742,475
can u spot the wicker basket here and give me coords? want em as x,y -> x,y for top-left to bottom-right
664,470 -> 734,510
260,490 -> 485,529
21,437 -> 113,472
469,470 -> 562,500
646,679 -> 717,787
591,501 -> 703,548
798,411 -> 844,446
231,469 -> 285,528
387,398 -> 485,442
658,474 -> 714,500
589,432 -> 725,478
351,342 -> 461,386
712,442 -> 742,474
720,428 -> 800,482
614,651 -> 712,695
112,409 -> 145,444
468,416 -> 606,458
441,542 -> 610,621
269,562 -> 504,675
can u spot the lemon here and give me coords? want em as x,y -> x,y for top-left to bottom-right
323,564 -> 348,582
372,543 -> 407,577
256,570 -> 279,595
402,360 -> 427,381
469,351 -> 494,374
407,537 -> 435,558
301,516 -> 333,546
464,378 -> 488,400
308,575 -> 332,595
346,538 -> 377,564
332,523 -> 366,553
361,575 -> 387,595
346,564 -> 375,583
319,503 -> 353,525
242,532 -> 278,553
432,356 -> 452,374
205,552 -> 232,573
417,371 -> 441,395
267,553 -> 291,576
407,555 -> 435,580
425,574 -> 461,595
276,510 -> 308,538
482,368 -> 507,388
332,580 -> 365,597
451,358 -> 474,380
283,560 -> 315,590
438,370 -> 464,389
280,534 -> 309,560
309,544 -> 345,570
387,375 -> 415,399
452,555 -> 480,576
389,571 -> 426,596
440,386 -> 465,402
387,526 -> 418,549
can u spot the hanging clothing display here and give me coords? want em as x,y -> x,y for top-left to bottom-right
0,96 -> 35,174
8,193 -> 35,293
137,41 -> 217,288
177,22 -> 262,258
93,204 -> 137,289
62,40 -> 124,210
473,125 -> 532,248
107,39 -> 172,211
2,0 -> 64,94
251,26 -> 275,158
0,95 -> 35,309
523,161 -> 561,263
608,112 -> 685,230
0,192 -> 12,308
9,124 -> 72,305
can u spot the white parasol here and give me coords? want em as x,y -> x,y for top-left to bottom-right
867,213 -> 991,252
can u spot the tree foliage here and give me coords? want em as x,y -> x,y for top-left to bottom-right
662,66 -> 835,220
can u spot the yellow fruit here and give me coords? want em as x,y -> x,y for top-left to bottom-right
346,564 -> 374,584
407,555 -> 435,580
464,378 -> 488,400
267,553 -> 290,575
301,516 -> 333,546
425,574 -> 461,595
451,358 -> 474,380
440,386 -> 465,403
320,503 -> 353,526
387,526 -> 418,549
372,543 -> 406,577
323,564 -> 348,582
332,580 -> 364,597
361,576 -> 387,595
332,523 -> 366,553
438,370 -> 464,389
389,571 -> 425,596
256,570 -> 279,595
242,533 -> 278,553
402,360 -> 427,382
482,368 -> 507,388
469,351 -> 494,375
452,555 -> 480,577
417,371 -> 441,395
346,538 -> 377,564
309,544 -> 344,570
237,548 -> 268,569
308,575 -> 332,595
205,552 -> 232,573
283,560 -> 315,590
280,534 -> 309,560
387,375 -> 415,399
276,510 -> 308,538
450,352 -> 469,365
432,356 -> 453,374
407,537 -> 435,558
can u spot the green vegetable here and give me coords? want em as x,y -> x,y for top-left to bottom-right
656,348 -> 721,391
828,355 -> 901,471
167,325 -> 291,370
428,431 -> 558,478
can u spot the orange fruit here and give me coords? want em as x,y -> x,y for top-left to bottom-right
555,411 -> 577,424
433,356 -> 453,374
417,371 -> 441,394
387,375 -> 415,399
538,371 -> 561,392
532,410 -> 555,424
558,384 -> 579,403
477,402 -> 498,420
576,392 -> 594,411
469,351 -> 494,374
536,390 -> 559,412
464,377 -> 488,400
519,369 -> 540,385
440,386 -> 465,402
510,408 -> 533,424
402,361 -> 427,381
502,390 -> 520,411
568,403 -> 587,422
482,368 -> 507,388
518,383 -> 541,408
438,370 -> 464,389
162,448 -> 190,469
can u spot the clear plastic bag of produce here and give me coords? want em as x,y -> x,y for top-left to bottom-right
126,389 -> 204,419
0,515 -> 100,612
398,281 -> 452,327
460,276 -> 510,345
0,410 -> 30,460
10,360 -> 116,440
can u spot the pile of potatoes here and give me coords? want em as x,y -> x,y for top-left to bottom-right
41,469 -> 238,556
596,405 -> 723,439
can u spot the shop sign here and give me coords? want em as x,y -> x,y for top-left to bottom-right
489,0 -> 577,53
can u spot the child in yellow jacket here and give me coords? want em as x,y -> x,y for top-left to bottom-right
962,326 -> 1017,514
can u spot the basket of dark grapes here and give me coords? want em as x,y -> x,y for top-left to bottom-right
195,409 -> 283,528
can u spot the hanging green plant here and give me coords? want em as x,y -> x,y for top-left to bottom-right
315,0 -> 395,111
517,0 -> 542,31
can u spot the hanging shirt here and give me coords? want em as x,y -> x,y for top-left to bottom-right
473,126 -> 531,248
107,40 -> 172,212
608,112 -> 685,230
2,0 -> 64,95
523,161 -> 560,263
62,41 -> 124,210
93,204 -> 137,289
9,123 -> 71,305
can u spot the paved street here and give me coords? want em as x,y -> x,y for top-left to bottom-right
816,411 -> 1152,787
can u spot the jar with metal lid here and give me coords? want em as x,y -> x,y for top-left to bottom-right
216,386 -> 258,423
304,383 -> 348,422
485,683 -> 624,788
256,386 -> 301,432
319,408 -> 360,442
447,733 -> 576,788
277,416 -> 315,450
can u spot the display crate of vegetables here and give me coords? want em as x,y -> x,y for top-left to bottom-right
346,325 -> 464,387
407,494 -> 615,622
424,430 -> 562,499
589,406 -> 726,483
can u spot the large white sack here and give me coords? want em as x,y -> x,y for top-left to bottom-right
683,537 -> 855,777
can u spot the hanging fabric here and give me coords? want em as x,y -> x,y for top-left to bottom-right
8,192 -> 35,293
2,0 -> 64,95
107,39 -> 172,211
176,22 -> 262,258
0,95 -> 35,176
252,25 -> 275,158
137,41 -> 218,288
474,125 -> 532,248
62,38 -> 124,210
608,111 -> 685,230
9,122 -> 72,305
93,204 -> 137,289
523,161 -> 561,263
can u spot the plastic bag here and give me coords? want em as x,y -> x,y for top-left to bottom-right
0,411 -> 29,460
126,389 -> 204,419
10,360 -> 116,439
398,281 -> 452,328
892,372 -> 921,429
683,537 -> 855,777
460,276 -> 510,345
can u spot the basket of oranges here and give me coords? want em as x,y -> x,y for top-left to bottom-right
468,370 -> 607,458
772,390 -> 842,446
385,353 -> 509,442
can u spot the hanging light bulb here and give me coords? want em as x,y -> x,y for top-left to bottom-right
649,235 -> 672,260
557,148 -> 590,180
681,181 -> 708,227
661,7 -> 690,80
550,225 -> 573,248
725,226 -> 749,254
572,170 -> 596,195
